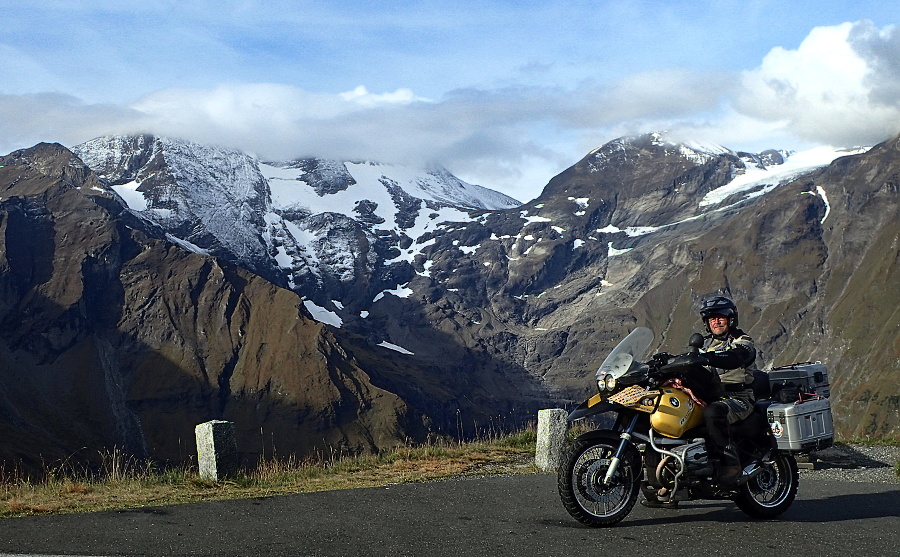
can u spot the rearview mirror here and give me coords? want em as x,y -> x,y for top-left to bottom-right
688,333 -> 705,353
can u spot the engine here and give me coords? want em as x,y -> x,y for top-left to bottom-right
671,439 -> 712,475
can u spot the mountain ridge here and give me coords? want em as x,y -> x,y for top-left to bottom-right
0,129 -> 897,474
0,143 -> 548,473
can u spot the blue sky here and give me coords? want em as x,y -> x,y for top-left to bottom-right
2,1 -> 899,200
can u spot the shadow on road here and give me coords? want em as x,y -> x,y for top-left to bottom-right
543,488 -> 900,529
789,489 -> 900,521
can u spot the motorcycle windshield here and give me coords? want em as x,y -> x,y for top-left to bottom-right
594,327 -> 654,379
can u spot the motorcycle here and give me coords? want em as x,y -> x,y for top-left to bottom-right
558,327 -> 805,527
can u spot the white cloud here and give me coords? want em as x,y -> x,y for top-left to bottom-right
339,86 -> 428,105
0,93 -> 144,152
733,21 -> 900,147
1,20 -> 899,203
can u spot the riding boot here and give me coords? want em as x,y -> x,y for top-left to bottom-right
705,401 -> 740,485
716,445 -> 742,485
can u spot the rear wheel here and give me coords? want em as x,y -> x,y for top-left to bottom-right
734,452 -> 798,518
558,437 -> 640,527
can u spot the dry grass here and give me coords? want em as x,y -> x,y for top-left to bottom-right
842,436 -> 900,447
0,430 -> 538,518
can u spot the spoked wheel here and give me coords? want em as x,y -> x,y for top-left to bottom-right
734,452 -> 798,518
558,438 -> 640,527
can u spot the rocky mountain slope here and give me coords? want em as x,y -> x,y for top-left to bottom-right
0,143 -> 546,473
72,131 -> 899,440
406,131 -> 897,439
457,132 -> 897,439
1,129 -> 896,474
73,135 -> 520,308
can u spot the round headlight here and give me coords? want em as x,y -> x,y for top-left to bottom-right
597,373 -> 607,391
605,375 -> 617,391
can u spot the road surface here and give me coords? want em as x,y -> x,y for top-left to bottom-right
0,474 -> 897,556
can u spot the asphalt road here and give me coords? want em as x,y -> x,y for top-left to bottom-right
0,474 -> 897,557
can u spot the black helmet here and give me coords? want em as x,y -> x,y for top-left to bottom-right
700,296 -> 738,330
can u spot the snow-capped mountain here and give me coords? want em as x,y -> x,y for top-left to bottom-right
0,142 -> 545,470
68,130 -> 899,443
1,128 -> 897,473
74,135 -> 273,274
73,132 -> 867,338
259,157 -> 519,292
74,135 -> 521,313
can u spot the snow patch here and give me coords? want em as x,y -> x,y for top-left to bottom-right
816,185 -> 831,223
700,146 -> 868,207
608,242 -> 632,257
273,245 -> 292,268
303,300 -> 343,327
378,341 -> 414,355
520,210 -> 552,224
111,180 -> 148,211
803,186 -> 831,223
624,226 -> 660,237
165,234 -> 209,255
373,283 -> 414,302
568,197 -> 590,209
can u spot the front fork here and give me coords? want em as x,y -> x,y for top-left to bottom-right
603,413 -> 640,485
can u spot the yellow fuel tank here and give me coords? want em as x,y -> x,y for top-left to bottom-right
649,388 -> 704,438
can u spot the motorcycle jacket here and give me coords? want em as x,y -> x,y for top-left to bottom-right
701,328 -> 758,395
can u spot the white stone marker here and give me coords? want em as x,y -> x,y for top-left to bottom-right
195,420 -> 238,481
535,408 -> 568,472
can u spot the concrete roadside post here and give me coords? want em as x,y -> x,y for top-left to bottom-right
195,420 -> 238,481
535,408 -> 568,472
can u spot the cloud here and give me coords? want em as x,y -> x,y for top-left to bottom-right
850,21 -> 900,108
2,20 -> 899,202
121,68 -> 730,168
733,21 -> 900,147
0,93 -> 145,152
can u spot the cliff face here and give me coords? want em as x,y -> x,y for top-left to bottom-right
0,144 -> 427,471
772,137 -> 899,437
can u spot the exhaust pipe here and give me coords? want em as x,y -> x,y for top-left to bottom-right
735,461 -> 766,486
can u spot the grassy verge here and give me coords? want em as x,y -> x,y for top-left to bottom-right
1,430 -> 538,518
840,436 -> 900,447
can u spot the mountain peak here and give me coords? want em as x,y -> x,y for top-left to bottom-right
72,133 -> 522,303
586,131 -> 734,167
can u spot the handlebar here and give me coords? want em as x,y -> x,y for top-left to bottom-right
654,352 -> 709,379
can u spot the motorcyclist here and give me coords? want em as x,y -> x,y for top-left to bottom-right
697,296 -> 759,485
640,296 -> 759,509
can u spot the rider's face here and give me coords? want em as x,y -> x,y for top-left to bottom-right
707,315 -> 729,335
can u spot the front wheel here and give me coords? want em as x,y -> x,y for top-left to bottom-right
734,452 -> 798,518
558,437 -> 640,527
